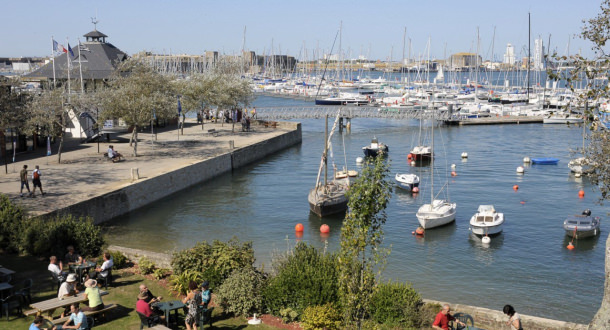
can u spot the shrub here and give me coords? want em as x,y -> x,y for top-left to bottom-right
301,303 -> 342,330
169,270 -> 204,296
370,281 -> 423,328
419,302 -> 442,328
0,194 -> 26,253
22,215 -> 104,258
216,267 -> 265,317
109,251 -> 128,269
170,237 -> 254,288
153,268 -> 170,280
263,242 -> 339,316
280,307 -> 299,323
138,257 -> 156,275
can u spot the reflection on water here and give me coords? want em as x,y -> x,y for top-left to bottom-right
468,233 -> 504,265
562,233 -> 601,252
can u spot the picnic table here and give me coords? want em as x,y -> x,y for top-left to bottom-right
30,290 -> 108,319
153,300 -> 185,327
0,282 -> 13,299
0,266 -> 15,282
68,261 -> 97,284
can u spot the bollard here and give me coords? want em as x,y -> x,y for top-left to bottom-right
131,168 -> 139,181
229,140 -> 234,149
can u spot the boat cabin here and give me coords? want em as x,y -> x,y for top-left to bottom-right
474,205 -> 497,223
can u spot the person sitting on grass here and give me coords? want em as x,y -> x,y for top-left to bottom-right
30,315 -> 56,330
60,303 -> 88,330
107,145 -> 123,162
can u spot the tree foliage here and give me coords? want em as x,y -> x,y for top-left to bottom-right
25,88 -> 69,163
338,155 -> 392,328
98,60 -> 175,156
547,0 -> 610,204
0,77 -> 29,132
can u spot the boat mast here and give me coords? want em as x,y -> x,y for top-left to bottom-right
324,114 -> 328,187
402,27 -> 406,85
527,12 -> 531,101
431,106 -> 434,204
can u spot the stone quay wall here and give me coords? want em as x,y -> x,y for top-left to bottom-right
42,122 -> 301,225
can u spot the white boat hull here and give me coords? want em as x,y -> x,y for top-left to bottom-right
470,223 -> 503,236
416,200 -> 456,229
469,206 -> 504,236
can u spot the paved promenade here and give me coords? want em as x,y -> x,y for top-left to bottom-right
0,119 -> 292,217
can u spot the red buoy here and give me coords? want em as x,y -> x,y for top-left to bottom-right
415,227 -> 425,235
451,171 -> 457,177
320,224 -> 330,233
578,190 -> 585,198
295,223 -> 304,232
567,242 -> 575,250
407,153 -> 414,160
412,187 -> 419,193
513,185 -> 519,190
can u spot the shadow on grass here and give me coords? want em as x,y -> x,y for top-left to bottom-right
110,278 -> 141,288
96,305 -> 134,326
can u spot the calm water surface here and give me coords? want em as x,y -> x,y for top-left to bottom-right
106,96 -> 607,323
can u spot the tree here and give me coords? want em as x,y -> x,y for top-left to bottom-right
98,60 -> 175,156
0,78 -> 30,171
25,88 -> 68,163
176,73 -> 221,133
338,155 -> 392,328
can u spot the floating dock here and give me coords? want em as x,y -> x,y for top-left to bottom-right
444,116 -> 543,125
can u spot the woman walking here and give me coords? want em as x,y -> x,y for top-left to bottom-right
182,280 -> 202,330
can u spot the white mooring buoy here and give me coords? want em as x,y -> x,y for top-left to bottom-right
482,236 -> 491,244
517,166 -> 525,174
356,157 -> 364,164
461,152 -> 468,158
451,163 -> 457,169
575,172 -> 582,178
523,156 -> 531,163
410,161 -> 416,166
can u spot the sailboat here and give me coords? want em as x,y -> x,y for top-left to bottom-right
308,113 -> 350,217
409,112 -> 432,161
416,109 -> 457,229
568,111 -> 593,174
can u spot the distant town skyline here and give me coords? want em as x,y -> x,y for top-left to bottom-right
1,0 -> 603,61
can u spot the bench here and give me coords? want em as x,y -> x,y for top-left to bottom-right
207,129 -> 218,137
263,121 -> 278,128
51,304 -> 117,325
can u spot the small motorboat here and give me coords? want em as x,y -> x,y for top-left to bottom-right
531,157 -> 560,165
362,137 -> 389,158
564,209 -> 601,239
469,205 -> 505,236
395,173 -> 420,191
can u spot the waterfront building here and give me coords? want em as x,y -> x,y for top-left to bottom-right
503,43 -> 516,66
534,38 -> 545,71
449,53 -> 482,71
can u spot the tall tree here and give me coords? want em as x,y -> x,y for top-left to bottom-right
338,156 -> 392,329
0,77 -> 29,171
25,88 -> 68,163
98,60 -> 175,156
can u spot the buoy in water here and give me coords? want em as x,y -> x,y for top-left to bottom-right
461,152 -> 468,158
578,190 -> 585,198
295,223 -> 304,232
513,185 -> 519,190
410,161 -> 416,166
482,236 -> 491,244
517,166 -> 524,174
451,164 -> 456,169
567,242 -> 575,250
451,171 -> 457,177
523,156 -> 531,163
575,172 -> 582,178
415,227 -> 425,235
320,224 -> 330,233
356,157 -> 364,164
412,187 -> 419,193
407,153 -> 414,160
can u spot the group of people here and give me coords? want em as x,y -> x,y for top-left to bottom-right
135,280 -> 210,330
29,303 -> 88,330
47,247 -> 113,318
19,164 -> 44,197
107,145 -> 123,163
432,303 -> 522,330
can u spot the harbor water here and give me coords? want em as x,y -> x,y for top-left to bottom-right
106,95 -> 607,324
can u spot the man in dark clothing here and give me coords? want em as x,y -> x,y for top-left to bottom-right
20,165 -> 31,197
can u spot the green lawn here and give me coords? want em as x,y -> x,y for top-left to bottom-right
0,254 -> 279,330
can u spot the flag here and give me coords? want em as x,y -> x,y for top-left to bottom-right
12,140 -> 16,163
67,43 -> 74,57
177,98 -> 182,116
52,39 -> 59,52
46,136 -> 51,156
55,42 -> 67,54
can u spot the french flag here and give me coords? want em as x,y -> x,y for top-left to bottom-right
53,40 -> 67,53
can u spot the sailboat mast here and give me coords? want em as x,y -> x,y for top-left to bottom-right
324,115 -> 328,186
527,12 -> 531,101
431,108 -> 434,203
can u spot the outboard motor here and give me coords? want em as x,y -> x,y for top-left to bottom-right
582,209 -> 592,216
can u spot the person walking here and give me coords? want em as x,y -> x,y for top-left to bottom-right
32,165 -> 44,197
20,165 -> 32,197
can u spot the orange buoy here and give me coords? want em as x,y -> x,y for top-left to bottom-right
578,190 -> 585,198
320,224 -> 330,233
407,153 -> 414,160
415,227 -> 424,235
567,242 -> 575,250
520,201 -> 526,204
295,223 -> 304,232
451,171 -> 457,177
412,187 -> 419,193
411,231 -> 415,235
513,185 -> 519,190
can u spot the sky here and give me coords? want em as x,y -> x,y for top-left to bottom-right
0,0 -> 604,61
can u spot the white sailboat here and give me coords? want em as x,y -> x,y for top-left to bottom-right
416,110 -> 456,229
568,113 -> 593,174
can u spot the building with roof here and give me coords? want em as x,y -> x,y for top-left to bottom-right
449,52 -> 482,71
25,29 -> 129,90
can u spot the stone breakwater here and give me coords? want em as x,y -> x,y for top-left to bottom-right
37,121 -> 301,224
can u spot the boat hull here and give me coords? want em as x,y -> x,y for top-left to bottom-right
416,201 -> 457,229
395,173 -> 420,191
363,145 -> 389,158
564,228 -> 599,239
308,185 -> 348,217
531,157 -> 559,165
563,215 -> 601,239
543,117 -> 584,124
470,223 -> 503,236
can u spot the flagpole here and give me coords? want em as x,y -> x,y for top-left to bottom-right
51,36 -> 56,88
78,38 -> 84,93
66,37 -> 71,102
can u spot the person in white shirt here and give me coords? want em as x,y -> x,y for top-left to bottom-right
89,252 -> 113,280
57,274 -> 78,299
48,256 -> 67,282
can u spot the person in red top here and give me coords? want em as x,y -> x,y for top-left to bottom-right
136,291 -> 164,324
433,304 -> 466,330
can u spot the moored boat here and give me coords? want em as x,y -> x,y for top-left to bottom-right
469,205 -> 504,236
395,173 -> 420,191
362,137 -> 389,158
531,157 -> 559,165
563,209 -> 601,239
